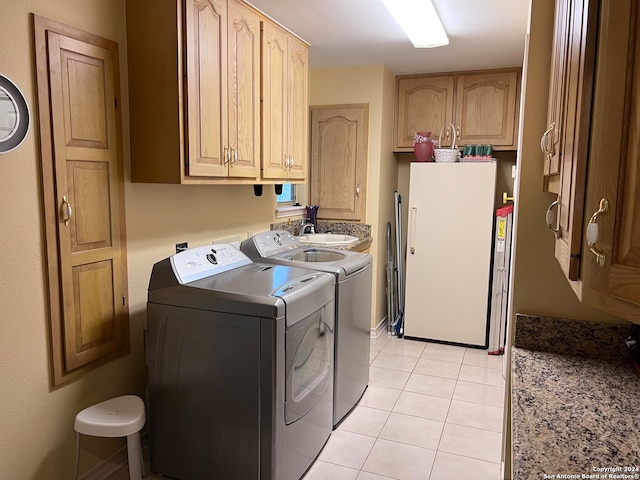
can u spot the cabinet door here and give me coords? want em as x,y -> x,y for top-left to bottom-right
287,35 -> 309,180
261,21 -> 288,179
554,0 -> 599,281
227,0 -> 260,178
395,75 -> 454,149
542,0 -> 571,187
454,70 -> 520,148
581,0 -> 640,319
185,0 -> 228,177
310,105 -> 368,221
35,16 -> 129,385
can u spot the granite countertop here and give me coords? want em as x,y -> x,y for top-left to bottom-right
270,221 -> 372,252
511,315 -> 639,479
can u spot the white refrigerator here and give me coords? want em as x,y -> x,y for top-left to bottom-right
404,162 -> 496,346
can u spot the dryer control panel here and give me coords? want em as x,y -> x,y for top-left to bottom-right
250,230 -> 301,257
170,244 -> 251,284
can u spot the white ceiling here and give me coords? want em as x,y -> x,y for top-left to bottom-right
247,0 -> 531,75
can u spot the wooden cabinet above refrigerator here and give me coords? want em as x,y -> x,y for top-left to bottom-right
393,68 -> 521,152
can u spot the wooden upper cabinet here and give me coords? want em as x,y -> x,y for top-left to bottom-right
394,68 -> 520,152
454,70 -> 520,148
546,0 -> 599,281
185,0 -> 228,177
34,15 -> 129,385
394,75 -> 454,149
287,36 -> 309,180
541,0 -> 571,190
227,0 -> 260,178
126,0 -> 260,183
310,104 -> 368,222
566,0 -> 640,322
261,20 -> 309,181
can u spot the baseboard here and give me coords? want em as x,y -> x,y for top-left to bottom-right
79,446 -> 127,480
371,316 -> 388,338
80,432 -> 148,480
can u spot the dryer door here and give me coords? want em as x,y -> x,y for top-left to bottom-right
285,304 -> 333,425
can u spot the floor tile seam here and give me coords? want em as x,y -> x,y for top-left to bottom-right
436,443 -> 502,465
433,449 -> 502,468
358,464 -> 400,480
376,431 -> 441,453
442,421 -> 504,436
449,395 -> 506,409
433,385 -> 455,455
313,458 -> 361,474
419,354 -> 465,364
462,361 -> 504,371
449,396 -> 505,408
359,437 -> 436,480
401,386 -> 454,400
384,409 -> 447,427
442,417 -> 503,434
455,377 -> 506,388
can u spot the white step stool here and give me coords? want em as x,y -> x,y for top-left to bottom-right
74,395 -> 146,480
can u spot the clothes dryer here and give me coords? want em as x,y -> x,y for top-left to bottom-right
146,244 -> 335,480
241,231 -> 372,427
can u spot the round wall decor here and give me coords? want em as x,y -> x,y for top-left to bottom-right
0,74 -> 31,154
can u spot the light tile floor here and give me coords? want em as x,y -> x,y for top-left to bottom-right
107,336 -> 506,480
303,335 -> 506,480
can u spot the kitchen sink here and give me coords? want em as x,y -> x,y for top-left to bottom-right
296,233 -> 359,246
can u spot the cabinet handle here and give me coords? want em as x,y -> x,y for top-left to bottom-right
456,126 -> 461,138
356,183 -> 360,197
224,145 -> 230,165
229,147 -> 237,165
502,192 -> 514,204
545,198 -> 559,235
288,154 -> 293,168
61,195 -> 72,225
540,123 -> 554,160
284,153 -> 289,168
586,198 -> 609,267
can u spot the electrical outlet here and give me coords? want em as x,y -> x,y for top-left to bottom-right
175,242 -> 188,253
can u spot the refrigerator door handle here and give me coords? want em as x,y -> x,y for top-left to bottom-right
409,206 -> 418,254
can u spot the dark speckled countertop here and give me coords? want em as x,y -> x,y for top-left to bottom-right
270,221 -> 372,252
511,315 -> 639,479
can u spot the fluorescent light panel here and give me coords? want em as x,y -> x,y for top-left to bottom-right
381,0 -> 449,48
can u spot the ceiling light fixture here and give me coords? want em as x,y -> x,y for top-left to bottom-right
381,0 -> 449,48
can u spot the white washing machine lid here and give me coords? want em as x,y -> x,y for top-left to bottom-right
148,244 -> 334,318
241,231 -> 371,278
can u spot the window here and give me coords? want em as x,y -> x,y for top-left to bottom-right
277,184 -> 296,204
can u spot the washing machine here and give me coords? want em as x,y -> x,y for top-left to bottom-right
146,244 -> 335,480
241,230 -> 372,427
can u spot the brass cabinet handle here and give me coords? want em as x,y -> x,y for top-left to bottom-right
545,198 -> 559,235
233,147 -> 238,164
456,126 -> 461,138
502,192 -> 514,204
586,198 -> 609,267
61,195 -> 72,225
540,123 -> 554,161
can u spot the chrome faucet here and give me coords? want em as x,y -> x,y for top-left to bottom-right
298,219 -> 315,235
